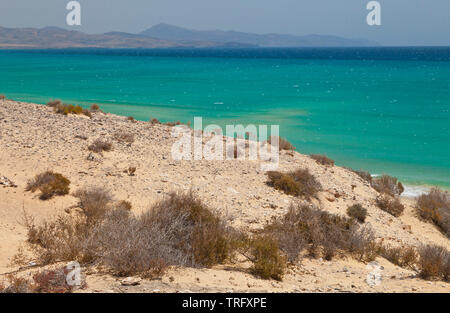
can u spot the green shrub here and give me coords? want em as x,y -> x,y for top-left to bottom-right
347,204 -> 368,223
266,168 -> 321,200
246,235 -> 285,281
26,171 -> 70,200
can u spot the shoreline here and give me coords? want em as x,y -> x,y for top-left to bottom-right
3,94 -> 449,193
0,97 -> 449,292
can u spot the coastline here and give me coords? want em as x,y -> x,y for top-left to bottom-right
0,97 -> 449,292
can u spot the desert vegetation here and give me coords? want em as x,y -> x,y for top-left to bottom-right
310,154 -> 335,166
268,136 -> 296,151
113,131 -> 135,144
0,94 -> 6,100
25,171 -> 70,200
376,195 -> 405,217
372,174 -> 404,196
88,139 -> 113,153
266,168 -> 321,199
150,118 -> 161,125
90,104 -> 100,112
417,245 -> 449,281
347,204 -> 368,223
416,188 -> 450,238
53,103 -> 92,118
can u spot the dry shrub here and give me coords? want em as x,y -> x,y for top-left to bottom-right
26,171 -> 70,200
113,131 -> 135,144
0,94 -> 6,100
23,190 -> 238,279
417,188 -> 450,238
372,175 -> 404,196
347,204 -> 367,223
127,116 -> 136,122
380,245 -> 417,269
244,235 -> 285,281
73,187 -> 113,225
88,139 -> 113,153
90,104 -> 100,111
46,99 -> 61,107
376,195 -> 405,217
150,118 -> 161,125
165,121 -> 182,127
117,200 -> 132,211
417,245 -> 450,281
268,136 -> 295,151
0,268 -> 80,294
310,154 -> 335,166
267,168 -> 321,200
264,203 -> 378,263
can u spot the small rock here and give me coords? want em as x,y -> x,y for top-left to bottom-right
121,277 -> 141,286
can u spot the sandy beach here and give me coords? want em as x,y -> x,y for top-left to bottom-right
0,98 -> 448,293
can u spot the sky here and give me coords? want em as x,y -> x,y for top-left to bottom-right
0,0 -> 449,46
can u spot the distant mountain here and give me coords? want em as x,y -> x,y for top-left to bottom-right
0,24 -> 379,49
0,26 -> 211,49
141,23 -> 379,47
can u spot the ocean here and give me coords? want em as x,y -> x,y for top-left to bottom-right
0,47 -> 449,189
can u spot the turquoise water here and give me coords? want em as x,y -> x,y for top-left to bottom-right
0,48 -> 449,188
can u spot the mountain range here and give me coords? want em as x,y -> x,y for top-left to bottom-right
0,23 -> 379,49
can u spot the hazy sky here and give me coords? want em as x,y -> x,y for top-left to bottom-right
0,0 -> 449,46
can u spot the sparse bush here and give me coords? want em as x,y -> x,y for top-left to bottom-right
417,188 -> 450,238
88,139 -> 113,153
47,99 -> 61,107
347,204 -> 367,223
73,187 -> 113,225
150,118 -> 161,125
165,121 -> 182,127
266,168 -> 321,200
417,245 -> 450,281
26,171 -> 70,200
376,195 -> 405,217
23,190 -> 239,279
372,175 -> 404,196
268,136 -> 295,151
127,116 -> 136,122
116,200 -> 132,211
90,104 -> 100,111
310,154 -> 335,166
0,94 -> 6,100
380,245 -> 417,269
113,131 -> 135,144
264,203 -> 377,263
244,235 -> 285,281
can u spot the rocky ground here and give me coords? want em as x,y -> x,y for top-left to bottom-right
0,98 -> 448,293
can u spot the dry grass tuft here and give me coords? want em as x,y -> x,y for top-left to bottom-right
372,174 -> 404,196
26,171 -> 70,200
267,168 -> 321,200
347,204 -> 368,223
376,195 -> 405,217
54,103 -> 91,117
22,190 -> 239,279
263,203 -> 379,263
417,245 -> 449,281
150,118 -> 161,125
268,136 -> 296,151
113,131 -> 135,144
88,139 -> 113,153
310,154 -> 335,166
417,188 -> 450,238
46,99 -> 62,107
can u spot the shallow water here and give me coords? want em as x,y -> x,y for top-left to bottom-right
0,47 -> 449,188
